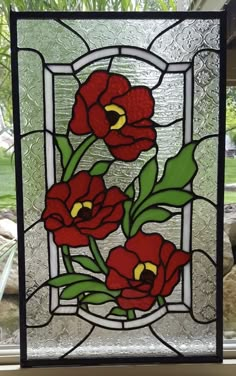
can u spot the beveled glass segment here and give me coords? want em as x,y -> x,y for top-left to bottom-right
11,11 -> 225,366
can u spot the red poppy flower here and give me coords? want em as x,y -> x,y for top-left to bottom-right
69,71 -> 156,161
106,231 -> 190,311
42,171 -> 127,247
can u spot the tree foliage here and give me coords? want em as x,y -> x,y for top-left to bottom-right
226,87 -> 236,144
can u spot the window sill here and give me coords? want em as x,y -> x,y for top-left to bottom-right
1,361 -> 236,376
0,342 -> 236,374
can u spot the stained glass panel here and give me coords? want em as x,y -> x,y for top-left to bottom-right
11,11 -> 225,366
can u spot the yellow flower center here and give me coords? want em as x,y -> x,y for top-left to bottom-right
104,104 -> 126,130
71,201 -> 93,220
134,262 -> 157,284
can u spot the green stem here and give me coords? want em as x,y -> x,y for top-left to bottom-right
89,236 -> 108,275
61,245 -> 74,274
127,309 -> 136,320
61,246 -> 87,303
157,295 -> 166,307
62,134 -> 96,182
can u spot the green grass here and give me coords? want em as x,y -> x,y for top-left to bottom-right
0,148 -> 16,209
224,191 -> 236,204
224,158 -> 236,203
225,157 -> 236,184
225,158 -> 236,204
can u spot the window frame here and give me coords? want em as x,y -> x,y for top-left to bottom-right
4,8 -> 229,369
1,356 -> 236,376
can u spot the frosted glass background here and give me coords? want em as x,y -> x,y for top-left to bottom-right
16,16 -> 222,363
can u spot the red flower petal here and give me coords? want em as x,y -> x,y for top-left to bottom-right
112,87 -> 154,124
92,203 -> 103,217
103,204 -> 123,223
80,175 -> 106,203
136,283 -> 152,292
42,199 -> 72,226
106,269 -> 130,290
80,222 -> 119,239
93,192 -> 105,206
66,171 -> 92,209
121,288 -> 149,298
129,280 -> 142,288
100,74 -> 130,106
69,94 -> 91,135
165,250 -> 190,280
129,281 -> 150,292
106,246 -> 138,279
78,207 -> 112,229
67,173 -> 105,211
131,119 -> 154,127
118,294 -> 155,311
47,182 -> 70,201
44,217 -> 63,231
160,241 -> 176,265
80,71 -> 109,107
121,125 -> 156,141
109,138 -> 155,161
126,231 -> 163,265
88,103 -> 110,138
53,226 -> 89,247
103,187 -> 127,206
161,271 -> 180,296
150,264 -> 165,296
104,131 -> 133,147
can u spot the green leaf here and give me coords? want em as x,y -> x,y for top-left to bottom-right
81,293 -> 115,304
47,273 -> 94,287
109,307 -> 127,317
134,190 -> 194,218
153,143 -> 198,193
157,296 -> 166,307
121,182 -> 135,237
61,281 -> 121,300
89,160 -> 112,176
124,182 -> 135,199
132,156 -> 158,214
62,134 -> 96,182
122,200 -> 133,238
55,135 -> 73,169
130,208 -> 172,237
72,255 -> 101,273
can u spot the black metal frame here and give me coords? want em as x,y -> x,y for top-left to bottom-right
10,10 -> 226,368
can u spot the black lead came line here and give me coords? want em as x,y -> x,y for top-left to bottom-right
54,19 -> 90,52
24,219 -> 41,233
107,56 -> 114,72
26,315 -> 54,329
149,325 -> 184,357
60,326 -> 95,359
147,20 -> 183,51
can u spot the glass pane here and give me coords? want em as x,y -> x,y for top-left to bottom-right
11,12 -> 224,366
224,87 -> 236,339
179,0 -> 236,352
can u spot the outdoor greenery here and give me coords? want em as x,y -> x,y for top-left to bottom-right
224,191 -> 236,204
226,87 -> 236,144
0,148 -> 15,209
225,157 -> 236,184
224,158 -> 236,204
